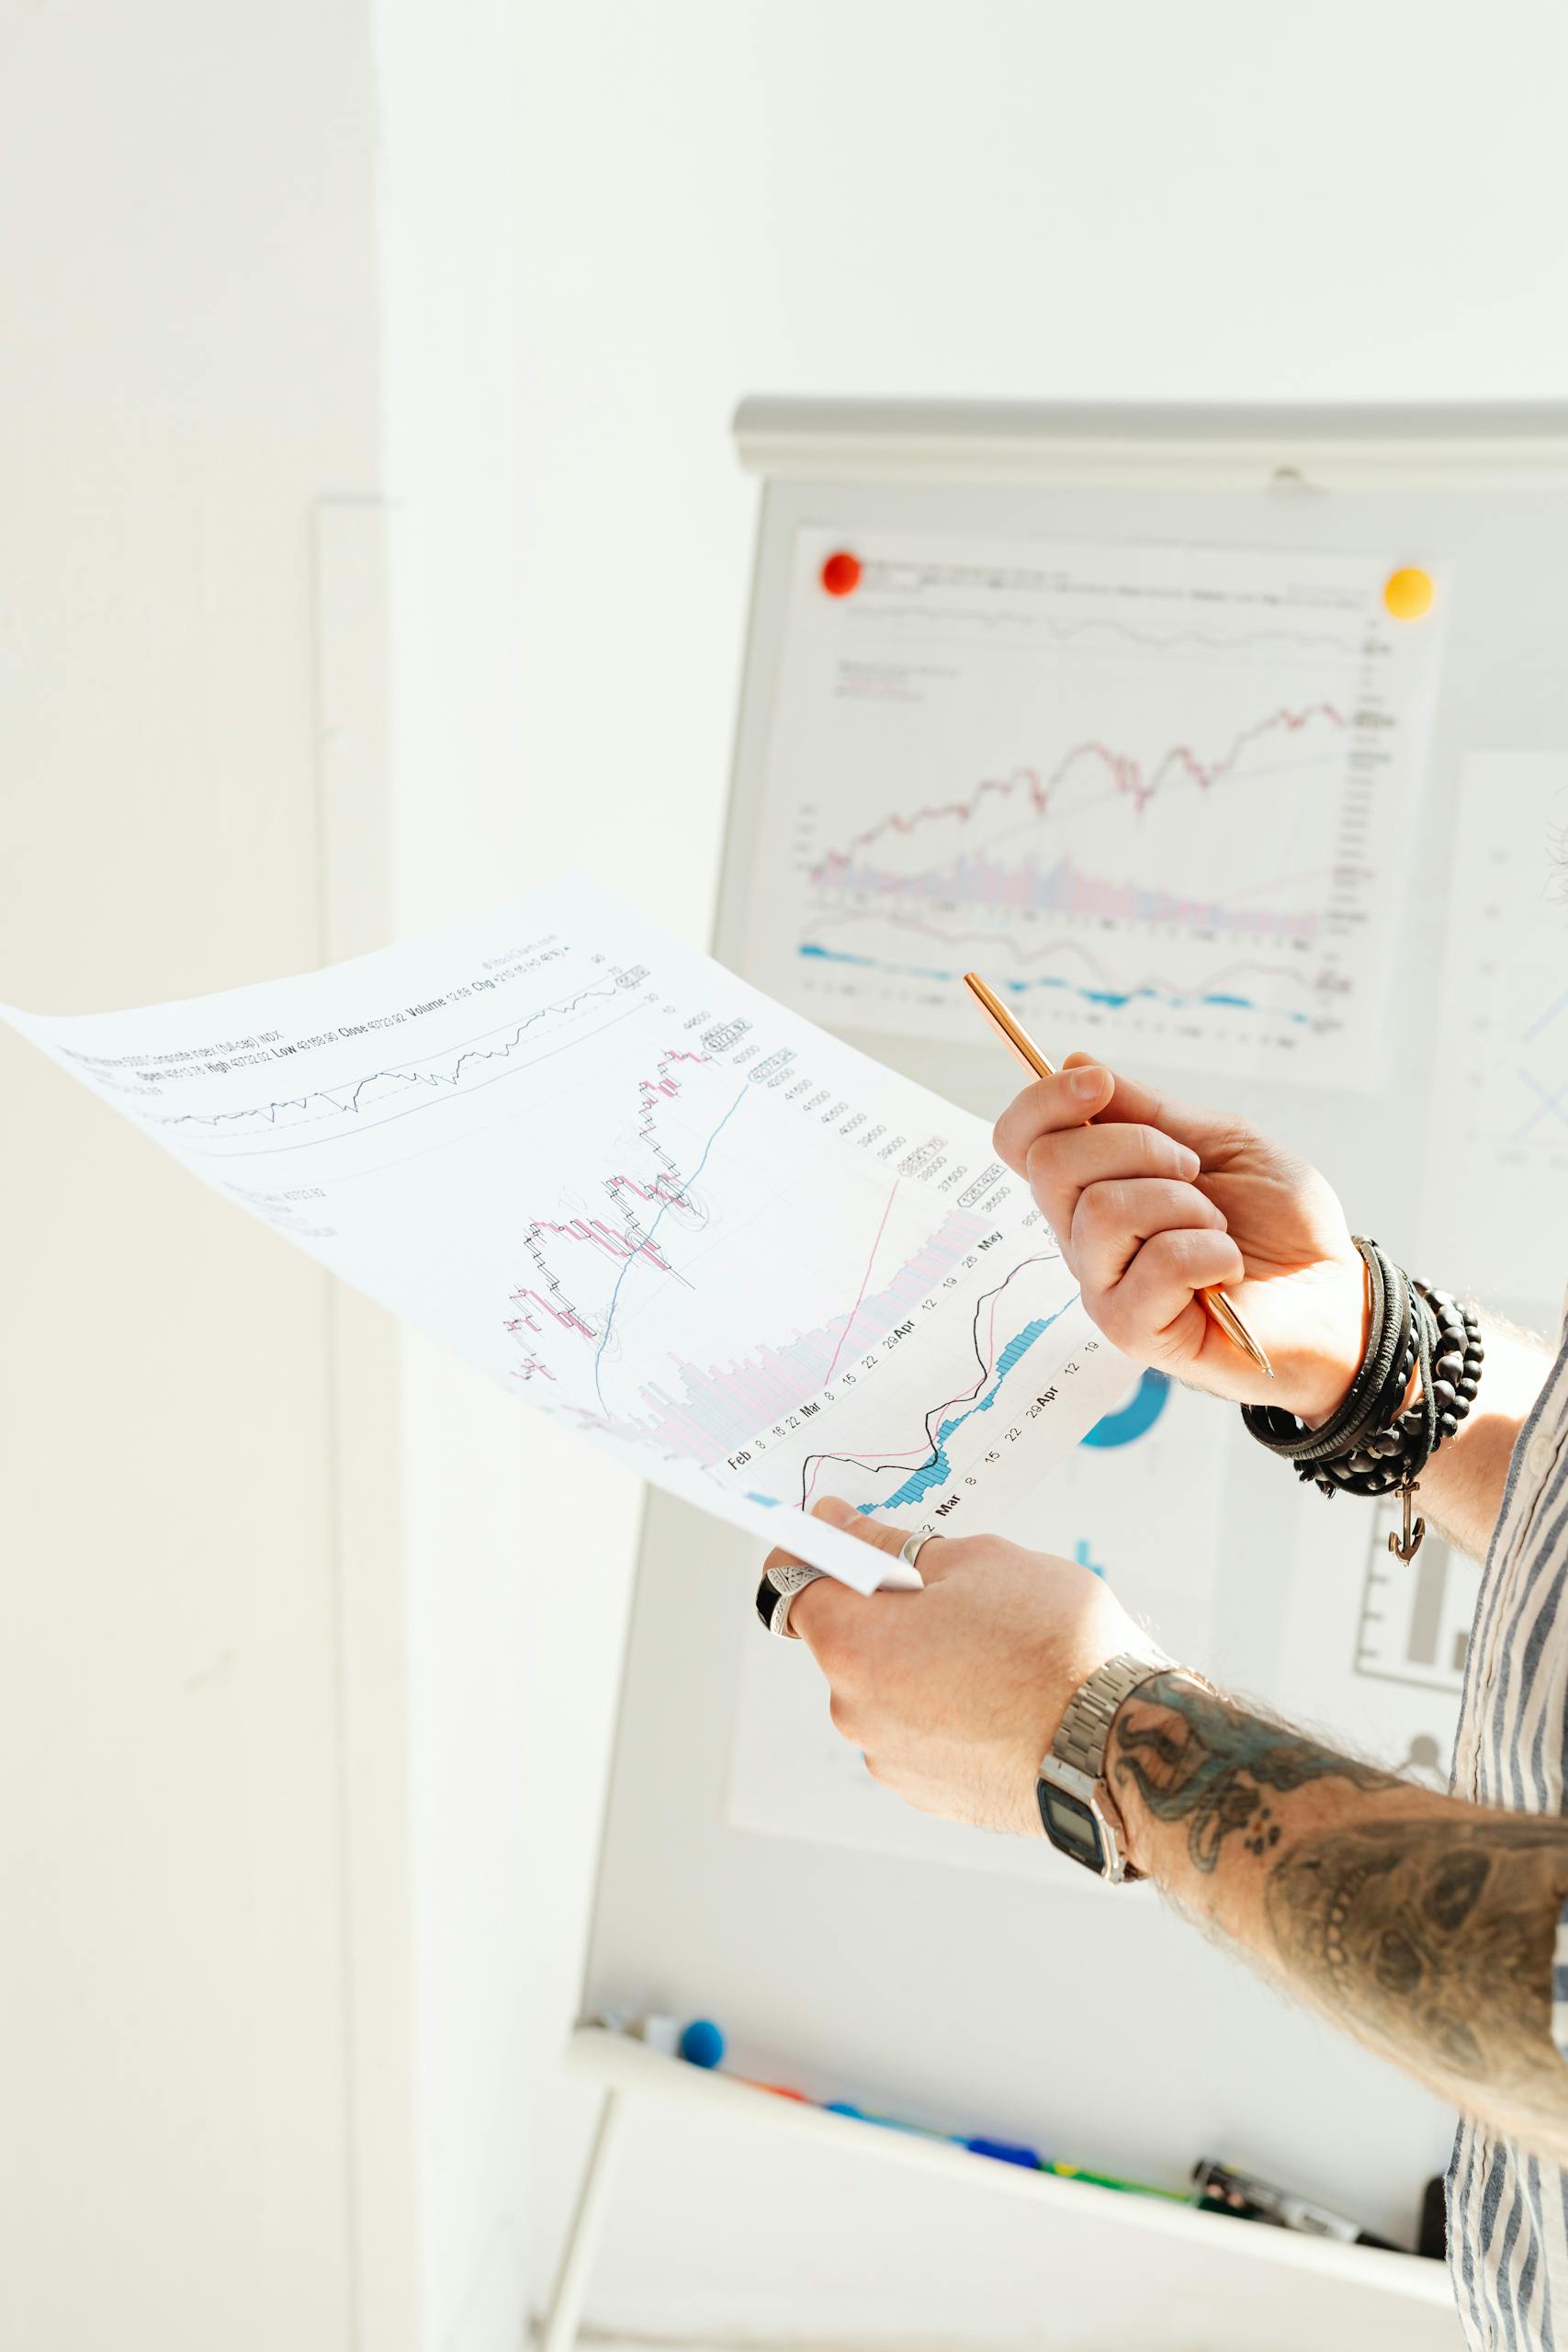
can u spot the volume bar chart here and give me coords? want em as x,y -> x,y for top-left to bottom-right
547,1204 -> 990,1466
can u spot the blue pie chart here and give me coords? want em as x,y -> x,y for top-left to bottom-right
1079,1366 -> 1170,1449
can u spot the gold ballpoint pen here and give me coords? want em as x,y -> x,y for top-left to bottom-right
963,971 -> 1273,1381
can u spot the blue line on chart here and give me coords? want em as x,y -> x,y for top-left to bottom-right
797,944 -> 1309,1027
1522,987 -> 1568,1048
863,1295 -> 1077,1513
592,1084 -> 750,1411
1511,1069 -> 1568,1144
160,978 -> 621,1130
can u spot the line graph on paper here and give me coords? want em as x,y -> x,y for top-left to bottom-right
745,531 -> 1445,1082
499,1023 -> 1110,1525
80,969 -> 633,1152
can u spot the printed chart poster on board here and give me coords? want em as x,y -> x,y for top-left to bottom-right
1420,751 -> 1568,1316
728,1370 -> 1228,1886
743,530 -> 1445,1084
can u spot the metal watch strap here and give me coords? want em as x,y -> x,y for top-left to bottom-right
1052,1649 -> 1172,1781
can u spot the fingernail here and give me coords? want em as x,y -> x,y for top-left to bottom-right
1067,1067 -> 1106,1101
1176,1146 -> 1201,1178
814,1495 -> 855,1526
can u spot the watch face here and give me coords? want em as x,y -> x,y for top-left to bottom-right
1037,1781 -> 1107,1871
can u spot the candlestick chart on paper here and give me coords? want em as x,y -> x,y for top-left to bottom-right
1,881 -> 1127,1585
744,530 -> 1444,1081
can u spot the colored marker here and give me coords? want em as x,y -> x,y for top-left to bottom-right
966,2136 -> 1043,2170
1049,2161 -> 1187,2202
826,2100 -> 953,2143
593,2017 -> 1181,2201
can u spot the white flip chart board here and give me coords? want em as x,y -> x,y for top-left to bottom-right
581,401 -> 1568,2256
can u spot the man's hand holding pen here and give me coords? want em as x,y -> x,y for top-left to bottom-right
993,1056 -> 1368,1421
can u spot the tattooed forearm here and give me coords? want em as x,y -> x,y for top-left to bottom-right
1107,1674 -> 1568,2153
1266,1816 -> 1568,2115
1109,1673 -> 1398,1874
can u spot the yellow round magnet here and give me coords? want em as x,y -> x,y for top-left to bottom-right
1383,566 -> 1436,622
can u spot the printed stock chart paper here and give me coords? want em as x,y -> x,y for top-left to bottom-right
3,880 -> 1129,1592
747,530 -> 1444,1082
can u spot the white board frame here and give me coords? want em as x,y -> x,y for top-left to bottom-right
552,399 -> 1568,2347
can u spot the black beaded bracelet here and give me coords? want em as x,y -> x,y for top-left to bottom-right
1241,1237 -> 1483,1558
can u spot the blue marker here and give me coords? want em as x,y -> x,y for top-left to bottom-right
964,2135 -> 1043,2168
679,2018 -> 726,2069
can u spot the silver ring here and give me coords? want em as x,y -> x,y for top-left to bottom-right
760,1558 -> 825,1640
898,1531 -> 939,1575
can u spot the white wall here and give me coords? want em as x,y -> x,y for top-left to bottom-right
490,1 -> 1568,2336
0,4 -> 384,2348
372,6 -> 551,2348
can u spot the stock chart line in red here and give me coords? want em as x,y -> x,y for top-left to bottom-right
808,703 -> 1346,886
819,1179 -> 900,1389
526,1203 -> 685,1277
637,1049 -> 711,1102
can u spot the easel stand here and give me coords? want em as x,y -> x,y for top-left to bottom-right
539,2074 -> 625,2352
537,2028 -> 1451,2348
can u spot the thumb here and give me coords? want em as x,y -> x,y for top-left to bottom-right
810,1494 -> 913,1566
779,1497 -> 911,1652
1062,1052 -> 1238,1158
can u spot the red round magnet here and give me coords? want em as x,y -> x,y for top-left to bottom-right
820,550 -> 862,597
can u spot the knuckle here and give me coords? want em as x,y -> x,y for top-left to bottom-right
1092,1290 -> 1142,1348
1142,1082 -> 1185,1136
1074,1182 -> 1118,1241
1134,1125 -> 1176,1174
1175,1221 -> 1220,1263
819,1616 -> 863,1685
993,1110 -> 1025,1170
1140,1228 -> 1185,1275
806,1613 -> 840,1672
1022,1135 -> 1058,1189
828,1690 -> 861,1744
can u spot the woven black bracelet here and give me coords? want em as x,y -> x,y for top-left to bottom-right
1242,1238 -> 1483,1511
1242,1238 -> 1413,1467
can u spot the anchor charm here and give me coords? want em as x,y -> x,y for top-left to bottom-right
1388,1481 -> 1426,1564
